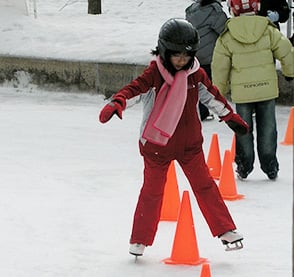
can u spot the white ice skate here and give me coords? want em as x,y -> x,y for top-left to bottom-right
219,230 -> 243,251
205,113 -> 215,121
129,243 -> 146,256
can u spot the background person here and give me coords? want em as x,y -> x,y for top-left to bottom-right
212,0 -> 294,180
258,0 -> 291,29
186,0 -> 228,121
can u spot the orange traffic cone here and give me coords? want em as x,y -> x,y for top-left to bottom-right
230,134 -> 236,162
218,150 -> 244,201
200,263 -> 212,277
160,160 -> 181,221
163,191 -> 207,265
207,133 -> 222,179
281,107 -> 294,145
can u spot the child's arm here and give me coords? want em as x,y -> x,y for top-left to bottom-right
211,37 -> 231,96
197,68 -> 249,135
99,61 -> 158,123
270,26 -> 294,78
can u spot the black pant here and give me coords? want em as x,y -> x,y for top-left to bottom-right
235,99 -> 279,176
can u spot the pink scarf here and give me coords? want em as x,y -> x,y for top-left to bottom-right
142,56 -> 199,146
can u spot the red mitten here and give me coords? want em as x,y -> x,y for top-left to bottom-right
99,96 -> 126,123
220,113 -> 249,136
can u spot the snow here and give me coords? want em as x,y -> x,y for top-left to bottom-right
0,1 -> 293,277
0,85 -> 292,277
0,0 -> 291,65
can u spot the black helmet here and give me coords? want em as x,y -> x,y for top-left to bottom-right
158,18 -> 200,61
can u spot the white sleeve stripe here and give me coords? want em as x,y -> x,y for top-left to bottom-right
198,82 -> 231,117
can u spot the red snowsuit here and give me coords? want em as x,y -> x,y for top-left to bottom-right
113,60 -> 236,246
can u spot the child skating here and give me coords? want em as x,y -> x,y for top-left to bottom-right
99,18 -> 249,256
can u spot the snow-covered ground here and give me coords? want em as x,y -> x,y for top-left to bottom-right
0,86 -> 292,277
0,0 -> 292,65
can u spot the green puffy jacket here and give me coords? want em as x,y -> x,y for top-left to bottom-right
212,15 -> 294,103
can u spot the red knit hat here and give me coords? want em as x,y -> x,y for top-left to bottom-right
228,0 -> 260,16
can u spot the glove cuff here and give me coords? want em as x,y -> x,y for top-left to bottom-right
112,95 -> 127,110
219,112 -> 233,122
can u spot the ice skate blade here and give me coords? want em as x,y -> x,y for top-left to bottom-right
129,252 -> 143,263
129,251 -> 143,257
223,240 -> 244,251
236,174 -> 248,181
133,255 -> 140,263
